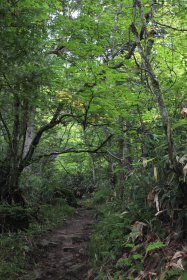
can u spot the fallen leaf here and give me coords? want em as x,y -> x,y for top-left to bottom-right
181,108 -> 187,117
154,193 -> 160,212
172,251 -> 185,260
169,258 -> 184,271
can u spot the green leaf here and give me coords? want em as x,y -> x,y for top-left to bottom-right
173,119 -> 187,129
146,240 -> 166,253
132,253 -> 143,260
181,272 -> 187,280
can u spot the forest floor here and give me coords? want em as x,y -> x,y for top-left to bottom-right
33,207 -> 95,280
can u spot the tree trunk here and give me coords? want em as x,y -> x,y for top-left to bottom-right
108,158 -> 117,189
131,0 -> 178,173
117,119 -> 132,200
0,94 -> 26,204
1,160 -> 25,205
24,108 -> 35,157
90,154 -> 97,189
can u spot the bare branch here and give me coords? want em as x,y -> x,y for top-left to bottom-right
154,21 -> 187,32
28,134 -> 113,164
82,90 -> 95,130
105,150 -> 122,162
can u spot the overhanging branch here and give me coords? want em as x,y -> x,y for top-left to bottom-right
154,21 -> 187,32
29,134 -> 113,163
21,108 -> 75,169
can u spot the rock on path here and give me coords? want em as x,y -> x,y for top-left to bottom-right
35,208 -> 95,280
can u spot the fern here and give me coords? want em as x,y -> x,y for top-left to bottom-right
116,258 -> 132,268
132,253 -> 143,260
124,243 -> 134,249
165,267 -> 181,279
146,240 -> 165,253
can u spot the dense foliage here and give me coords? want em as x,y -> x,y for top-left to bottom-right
0,0 -> 187,279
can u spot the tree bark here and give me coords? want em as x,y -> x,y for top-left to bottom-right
131,0 -> 178,172
117,118 -> 132,200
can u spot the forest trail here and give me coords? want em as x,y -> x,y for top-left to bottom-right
35,207 -> 95,280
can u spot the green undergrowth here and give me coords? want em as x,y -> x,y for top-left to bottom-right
89,188 -> 187,280
0,198 -> 74,280
90,204 -> 133,264
88,188 -> 132,273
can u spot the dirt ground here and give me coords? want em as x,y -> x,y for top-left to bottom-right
34,207 -> 95,280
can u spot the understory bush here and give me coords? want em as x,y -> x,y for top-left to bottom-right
89,172 -> 187,280
0,198 -> 74,280
89,196 -> 135,267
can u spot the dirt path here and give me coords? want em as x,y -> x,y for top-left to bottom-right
35,207 -> 95,280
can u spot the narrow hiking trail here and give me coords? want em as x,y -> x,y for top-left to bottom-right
35,208 -> 95,280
